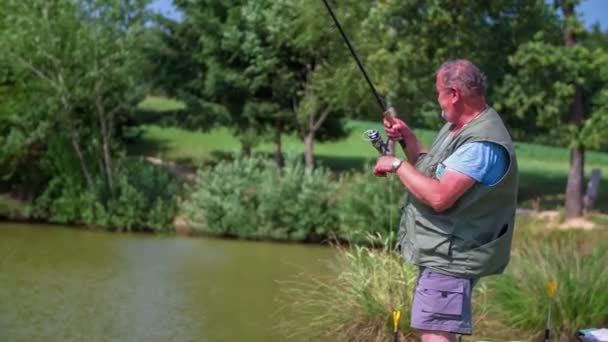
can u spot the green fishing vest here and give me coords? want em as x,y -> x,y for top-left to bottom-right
397,107 -> 519,278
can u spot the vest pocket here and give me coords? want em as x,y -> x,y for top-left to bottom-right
452,223 -> 514,276
414,219 -> 453,257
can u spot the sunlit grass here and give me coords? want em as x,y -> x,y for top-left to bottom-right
137,95 -> 186,112
276,234 -> 421,342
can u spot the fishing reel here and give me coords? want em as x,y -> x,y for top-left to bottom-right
364,129 -> 395,156
364,106 -> 398,156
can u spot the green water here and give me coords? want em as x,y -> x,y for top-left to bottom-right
0,223 -> 335,342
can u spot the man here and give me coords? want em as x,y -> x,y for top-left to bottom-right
373,59 -> 518,342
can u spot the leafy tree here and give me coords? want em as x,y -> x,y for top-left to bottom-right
496,0 -> 608,218
168,0 -> 354,167
264,0 -> 364,167
0,0 -> 149,192
346,0 -> 561,130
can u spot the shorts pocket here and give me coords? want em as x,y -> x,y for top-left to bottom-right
418,277 -> 464,317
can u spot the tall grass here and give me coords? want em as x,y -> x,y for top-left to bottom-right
277,234 -> 497,341
487,229 -> 608,340
277,234 -> 479,342
277,224 -> 607,341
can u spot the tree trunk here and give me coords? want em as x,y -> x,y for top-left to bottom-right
98,107 -> 114,192
71,134 -> 94,190
62,96 -> 94,190
302,107 -> 331,169
304,132 -> 315,169
274,120 -> 284,167
95,84 -> 116,193
241,143 -> 252,158
565,146 -> 584,218
563,3 -> 585,218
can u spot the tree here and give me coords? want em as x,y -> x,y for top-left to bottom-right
496,0 -> 608,218
345,0 -> 561,130
265,0 -> 362,168
169,0 -> 353,167
0,0 -> 149,192
167,0 -> 276,157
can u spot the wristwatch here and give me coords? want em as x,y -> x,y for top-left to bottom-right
391,158 -> 403,172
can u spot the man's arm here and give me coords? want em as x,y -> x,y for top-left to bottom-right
373,142 -> 508,212
395,162 -> 475,212
373,155 -> 475,212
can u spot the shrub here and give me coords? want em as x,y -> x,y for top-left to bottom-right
182,155 -> 339,241
34,157 -> 179,232
337,169 -> 406,245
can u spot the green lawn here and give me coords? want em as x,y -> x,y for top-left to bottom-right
132,97 -> 608,212
137,95 -> 186,112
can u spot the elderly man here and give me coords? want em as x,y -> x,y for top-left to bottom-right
373,59 -> 518,341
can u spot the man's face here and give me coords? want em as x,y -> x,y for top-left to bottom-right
435,73 -> 459,123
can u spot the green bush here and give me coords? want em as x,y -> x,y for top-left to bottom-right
182,155 -> 340,241
487,229 -> 608,340
34,157 -> 179,232
337,169 -> 406,244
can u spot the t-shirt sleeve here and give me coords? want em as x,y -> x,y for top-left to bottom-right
441,142 -> 509,185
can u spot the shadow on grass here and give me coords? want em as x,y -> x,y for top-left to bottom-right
125,134 -> 172,157
518,169 -> 608,213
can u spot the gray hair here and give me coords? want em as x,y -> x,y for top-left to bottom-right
436,59 -> 487,97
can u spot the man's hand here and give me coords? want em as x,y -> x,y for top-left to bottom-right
383,114 -> 412,141
373,155 -> 400,177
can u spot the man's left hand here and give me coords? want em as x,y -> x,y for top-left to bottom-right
373,156 -> 399,177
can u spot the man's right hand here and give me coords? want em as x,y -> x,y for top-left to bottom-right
383,116 -> 412,141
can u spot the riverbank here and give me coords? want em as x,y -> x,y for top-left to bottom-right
4,191 -> 608,239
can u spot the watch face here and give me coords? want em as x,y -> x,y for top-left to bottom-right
392,159 -> 401,170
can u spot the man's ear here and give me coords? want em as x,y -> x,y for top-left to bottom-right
450,87 -> 460,104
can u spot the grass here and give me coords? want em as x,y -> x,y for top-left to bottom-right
131,97 -> 608,212
477,226 -> 608,341
277,223 -> 608,342
137,95 -> 186,112
276,234 -> 421,342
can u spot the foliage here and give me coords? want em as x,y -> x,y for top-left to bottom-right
352,0 -> 561,128
34,157 -> 178,232
182,155 -> 339,241
488,229 -> 608,340
496,38 -> 608,150
337,169 -> 405,244
168,0 -> 287,152
0,0 -> 149,193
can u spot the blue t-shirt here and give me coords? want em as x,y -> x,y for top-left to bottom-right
435,142 -> 509,185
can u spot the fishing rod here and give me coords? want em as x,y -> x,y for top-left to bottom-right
321,0 -> 407,155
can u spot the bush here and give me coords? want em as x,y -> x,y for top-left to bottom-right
487,229 -> 608,340
337,169 -> 406,244
34,157 -> 179,232
277,234 -> 419,342
182,155 -> 340,241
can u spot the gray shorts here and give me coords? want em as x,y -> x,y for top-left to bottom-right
410,267 -> 475,335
